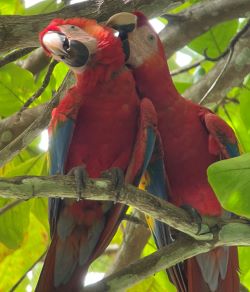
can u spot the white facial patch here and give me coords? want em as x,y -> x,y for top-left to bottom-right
42,31 -> 65,55
127,26 -> 159,68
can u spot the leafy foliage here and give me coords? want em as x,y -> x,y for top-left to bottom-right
0,0 -> 250,291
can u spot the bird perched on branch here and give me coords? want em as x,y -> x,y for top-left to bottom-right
107,11 -> 240,292
36,17 -> 162,292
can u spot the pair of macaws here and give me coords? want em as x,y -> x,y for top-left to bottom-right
36,12 -> 240,292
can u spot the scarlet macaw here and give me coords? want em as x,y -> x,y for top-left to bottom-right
107,12 -> 240,292
36,17 -> 163,292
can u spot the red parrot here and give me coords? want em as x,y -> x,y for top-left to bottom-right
107,12 -> 240,292
36,17 -> 161,292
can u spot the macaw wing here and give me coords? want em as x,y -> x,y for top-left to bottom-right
89,98 -> 160,263
195,110 -> 240,291
48,115 -> 75,236
202,111 -> 240,159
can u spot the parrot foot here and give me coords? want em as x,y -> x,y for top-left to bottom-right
181,204 -> 202,235
101,167 -> 124,203
67,165 -> 88,201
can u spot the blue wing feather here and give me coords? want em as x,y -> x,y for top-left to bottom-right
49,118 -> 75,236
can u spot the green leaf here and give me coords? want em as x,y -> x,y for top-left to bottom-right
0,200 -> 30,248
24,0 -> 64,15
208,153 -> 250,217
3,153 -> 47,177
239,88 -> 250,131
0,214 -> 48,291
188,20 -> 238,58
128,270 -> 176,292
0,0 -> 24,15
239,247 -> 250,290
129,237 -> 176,292
0,154 -> 47,248
31,198 -> 49,233
193,66 -> 206,83
0,63 -> 36,117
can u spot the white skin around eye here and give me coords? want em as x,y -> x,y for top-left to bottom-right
127,26 -> 158,68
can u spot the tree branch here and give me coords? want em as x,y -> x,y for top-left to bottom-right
183,29 -> 250,103
84,221 -> 250,291
0,174 -> 249,244
0,199 -> 23,216
0,0 -> 182,53
20,47 -> 51,75
161,0 -> 250,58
0,47 -> 36,68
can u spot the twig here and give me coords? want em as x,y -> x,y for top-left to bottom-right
10,250 -> 47,292
0,47 -> 36,68
170,58 -> 205,76
171,19 -> 250,77
0,199 -> 23,216
198,48 -> 233,105
19,60 -> 58,112
123,213 -> 148,227
197,19 -> 250,104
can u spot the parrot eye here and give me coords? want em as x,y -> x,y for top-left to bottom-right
63,37 -> 70,52
147,34 -> 156,42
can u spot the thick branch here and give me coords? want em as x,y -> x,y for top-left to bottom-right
84,221 -> 250,291
1,174 -> 250,245
0,71 -> 75,166
161,0 -> 250,58
0,0 -> 181,53
183,29 -> 250,103
0,104 -> 46,150
0,175 -> 202,238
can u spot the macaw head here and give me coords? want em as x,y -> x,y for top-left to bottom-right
40,17 -> 126,73
106,11 -> 166,69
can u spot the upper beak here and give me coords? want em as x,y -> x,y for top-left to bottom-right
42,31 -> 90,67
106,12 -> 137,61
106,12 -> 137,33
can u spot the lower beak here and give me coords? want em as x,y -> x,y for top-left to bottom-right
42,31 -> 90,67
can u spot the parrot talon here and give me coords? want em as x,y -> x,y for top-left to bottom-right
67,165 -> 88,201
101,167 -> 124,203
181,204 -> 202,235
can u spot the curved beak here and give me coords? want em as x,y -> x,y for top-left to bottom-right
42,31 -> 90,67
106,12 -> 137,61
106,12 -> 137,33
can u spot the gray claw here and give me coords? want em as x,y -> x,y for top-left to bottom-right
67,166 -> 88,200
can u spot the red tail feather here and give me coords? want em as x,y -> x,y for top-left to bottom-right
186,247 -> 239,292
